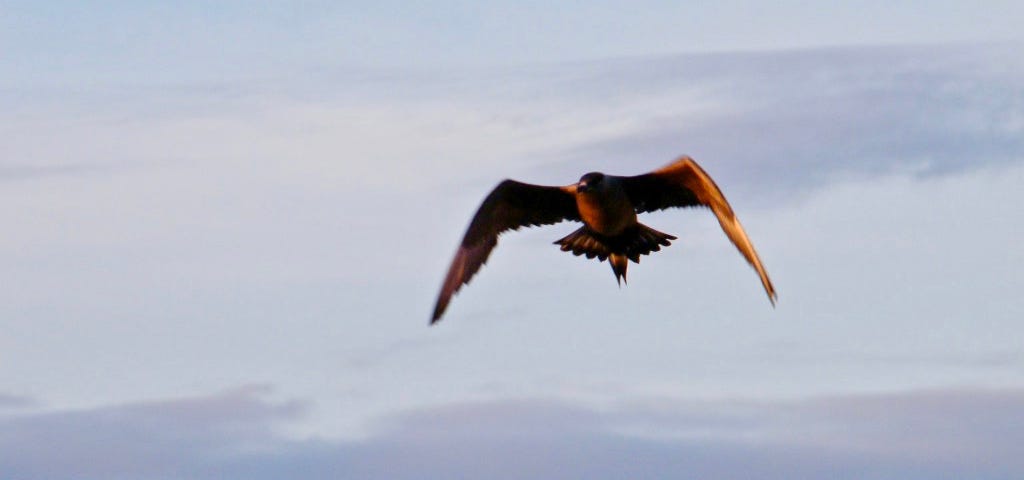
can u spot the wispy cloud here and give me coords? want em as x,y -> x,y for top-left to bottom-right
271,43 -> 1024,199
0,393 -> 36,410
4,44 -> 1018,195
543,44 -> 1024,203
3,387 -> 1022,479
0,385 -> 302,480
0,164 -> 120,182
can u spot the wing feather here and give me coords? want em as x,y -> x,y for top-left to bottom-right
431,180 -> 580,323
619,157 -> 777,305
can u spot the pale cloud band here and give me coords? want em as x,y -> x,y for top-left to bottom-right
0,393 -> 37,410
2,387 -> 1021,479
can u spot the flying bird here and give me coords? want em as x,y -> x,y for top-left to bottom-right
431,156 -> 776,323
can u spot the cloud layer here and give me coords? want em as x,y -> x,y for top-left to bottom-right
534,44 -> 1024,203
0,393 -> 36,410
3,387 -> 1022,479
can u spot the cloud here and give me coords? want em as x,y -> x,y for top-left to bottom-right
0,385 -> 302,480
0,164 -> 118,182
245,42 -> 1022,202
5,44 -> 1019,197
3,386 -> 1022,479
0,393 -> 36,409
544,44 -> 1024,203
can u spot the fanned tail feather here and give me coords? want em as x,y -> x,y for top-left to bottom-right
554,223 -> 676,284
554,227 -> 610,260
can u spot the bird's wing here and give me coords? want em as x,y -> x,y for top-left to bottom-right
617,156 -> 777,305
432,180 -> 580,323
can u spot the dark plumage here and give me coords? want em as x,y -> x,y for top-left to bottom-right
431,156 -> 777,323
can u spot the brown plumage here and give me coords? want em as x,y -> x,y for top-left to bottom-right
431,156 -> 777,324
553,224 -> 676,284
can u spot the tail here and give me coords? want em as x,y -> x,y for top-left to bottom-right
554,223 -> 676,285
609,253 -> 629,286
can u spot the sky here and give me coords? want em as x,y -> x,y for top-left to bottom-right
2,1 -> 1024,478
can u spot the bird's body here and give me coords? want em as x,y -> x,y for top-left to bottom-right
431,156 -> 776,323
565,172 -> 676,285
574,173 -> 637,236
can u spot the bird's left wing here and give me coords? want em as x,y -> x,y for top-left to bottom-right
432,180 -> 580,324
617,156 -> 777,305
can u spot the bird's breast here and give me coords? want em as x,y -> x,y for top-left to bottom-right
576,190 -> 637,236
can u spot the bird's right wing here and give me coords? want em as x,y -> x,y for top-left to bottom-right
618,157 -> 776,305
432,180 -> 580,324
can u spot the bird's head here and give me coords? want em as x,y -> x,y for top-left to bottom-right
577,172 -> 606,193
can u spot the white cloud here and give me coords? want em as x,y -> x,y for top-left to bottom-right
3,387 -> 1021,479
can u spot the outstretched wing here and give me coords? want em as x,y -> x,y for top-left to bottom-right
432,180 -> 580,324
618,156 -> 777,305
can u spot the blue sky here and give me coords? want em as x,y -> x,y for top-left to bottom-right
3,2 -> 1024,478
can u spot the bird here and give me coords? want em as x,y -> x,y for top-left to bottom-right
431,156 -> 776,324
